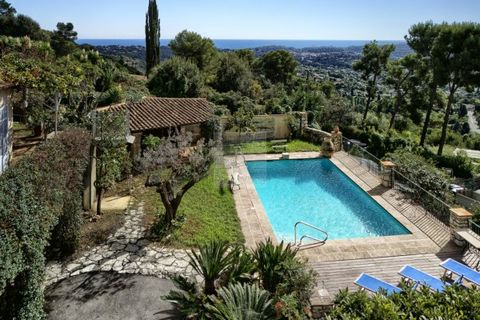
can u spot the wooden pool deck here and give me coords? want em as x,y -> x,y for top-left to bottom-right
224,151 -> 476,310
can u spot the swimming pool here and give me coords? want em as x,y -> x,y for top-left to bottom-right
246,158 -> 410,242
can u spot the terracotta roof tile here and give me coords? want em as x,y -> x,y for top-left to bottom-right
102,97 -> 212,132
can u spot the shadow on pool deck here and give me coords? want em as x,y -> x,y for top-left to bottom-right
45,272 -> 180,320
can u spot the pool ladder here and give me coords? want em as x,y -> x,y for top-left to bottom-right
293,221 -> 328,248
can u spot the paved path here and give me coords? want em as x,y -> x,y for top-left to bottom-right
46,272 -> 180,320
45,203 -> 194,286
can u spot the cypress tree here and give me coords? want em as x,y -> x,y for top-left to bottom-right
145,0 -> 160,75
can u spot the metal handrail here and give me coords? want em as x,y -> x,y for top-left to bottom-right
470,220 -> 480,237
293,221 -> 328,246
341,136 -> 451,209
234,145 -> 245,166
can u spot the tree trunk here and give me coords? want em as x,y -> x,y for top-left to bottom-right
96,163 -> 104,215
437,86 -> 456,156
389,91 -> 402,130
204,279 -> 216,295
96,186 -> 103,215
54,93 -> 62,136
419,85 -> 437,147
361,94 -> 372,126
361,75 -> 377,127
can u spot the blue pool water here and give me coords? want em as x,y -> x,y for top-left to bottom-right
246,159 -> 410,241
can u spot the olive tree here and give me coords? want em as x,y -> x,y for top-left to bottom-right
137,132 -> 217,228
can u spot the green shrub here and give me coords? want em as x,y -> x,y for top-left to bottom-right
48,129 -> 91,257
0,128 -> 90,319
166,239 -> 317,319
142,134 -> 162,150
386,149 -> 452,202
419,148 -> 474,178
426,128 -> 464,147
328,284 -> 480,320
97,85 -> 125,106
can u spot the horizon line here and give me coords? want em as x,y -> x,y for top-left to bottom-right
77,38 -> 406,41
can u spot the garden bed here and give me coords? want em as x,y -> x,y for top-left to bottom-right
128,163 -> 244,247
223,139 -> 320,155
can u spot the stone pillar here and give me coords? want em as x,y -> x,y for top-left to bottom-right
380,160 -> 395,188
450,207 -> 473,246
450,207 -> 472,230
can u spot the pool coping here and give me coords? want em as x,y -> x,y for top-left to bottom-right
224,152 -> 440,261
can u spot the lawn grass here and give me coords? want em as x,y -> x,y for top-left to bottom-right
223,139 -> 320,155
131,163 -> 244,248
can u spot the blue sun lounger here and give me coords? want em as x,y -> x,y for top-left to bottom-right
354,273 -> 402,295
440,258 -> 480,286
399,265 -> 447,292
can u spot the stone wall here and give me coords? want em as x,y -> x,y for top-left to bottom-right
222,114 -> 291,143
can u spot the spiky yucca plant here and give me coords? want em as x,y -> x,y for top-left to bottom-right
252,238 -> 298,293
188,240 -> 235,295
206,283 -> 274,320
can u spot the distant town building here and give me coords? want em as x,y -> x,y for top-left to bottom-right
0,82 -> 13,174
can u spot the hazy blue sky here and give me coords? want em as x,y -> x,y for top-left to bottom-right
9,0 -> 480,40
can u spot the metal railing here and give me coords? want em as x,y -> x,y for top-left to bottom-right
471,220 -> 480,237
341,137 -> 381,176
340,136 -> 452,228
293,221 -> 328,247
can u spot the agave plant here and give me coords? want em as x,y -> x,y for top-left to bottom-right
252,238 -> 298,293
206,283 -> 274,320
188,240 -> 236,295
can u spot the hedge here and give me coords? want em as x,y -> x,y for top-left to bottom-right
0,128 -> 90,320
328,284 -> 480,320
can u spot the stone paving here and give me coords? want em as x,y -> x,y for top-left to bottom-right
45,203 -> 194,286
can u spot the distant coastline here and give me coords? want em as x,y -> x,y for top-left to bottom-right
77,39 -> 405,49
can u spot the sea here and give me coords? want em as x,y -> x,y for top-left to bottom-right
76,39 -> 405,49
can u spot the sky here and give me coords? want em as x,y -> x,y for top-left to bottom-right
9,0 -> 480,40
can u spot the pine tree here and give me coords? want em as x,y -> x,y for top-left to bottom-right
145,0 -> 160,75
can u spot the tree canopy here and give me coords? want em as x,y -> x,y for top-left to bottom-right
213,52 -> 253,95
353,41 -> 395,126
169,30 -> 216,71
147,56 -> 203,97
145,0 -> 160,75
259,49 -> 298,85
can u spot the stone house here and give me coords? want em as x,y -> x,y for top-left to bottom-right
98,97 -> 213,156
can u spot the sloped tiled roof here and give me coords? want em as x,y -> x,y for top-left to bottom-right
101,97 -> 212,132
